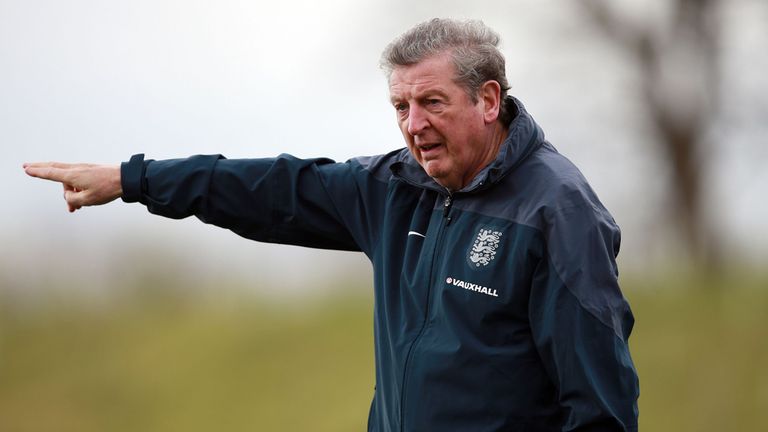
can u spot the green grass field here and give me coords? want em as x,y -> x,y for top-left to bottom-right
1,273 -> 766,431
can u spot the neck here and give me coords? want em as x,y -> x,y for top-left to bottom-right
489,121 -> 509,155
453,121 -> 509,192
480,121 -> 509,172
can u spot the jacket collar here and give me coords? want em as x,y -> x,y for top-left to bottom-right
389,96 -> 542,194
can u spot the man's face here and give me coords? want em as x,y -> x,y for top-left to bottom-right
389,52 -> 497,191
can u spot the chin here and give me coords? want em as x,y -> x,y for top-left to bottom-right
423,160 -> 445,175
427,173 -> 452,189
424,169 -> 445,181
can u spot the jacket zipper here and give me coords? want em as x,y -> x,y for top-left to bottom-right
443,194 -> 453,225
399,192 -> 454,431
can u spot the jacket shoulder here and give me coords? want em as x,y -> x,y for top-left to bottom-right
513,142 -> 616,227
348,148 -> 410,183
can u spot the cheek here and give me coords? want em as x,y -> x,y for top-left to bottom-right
398,121 -> 412,139
402,132 -> 416,148
446,139 -> 476,168
402,135 -> 421,160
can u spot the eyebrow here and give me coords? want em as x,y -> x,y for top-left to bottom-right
419,88 -> 450,100
389,88 -> 450,104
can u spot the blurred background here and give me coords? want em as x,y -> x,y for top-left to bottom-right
1,0 -> 766,430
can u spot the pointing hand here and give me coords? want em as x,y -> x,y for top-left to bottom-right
24,162 -> 122,213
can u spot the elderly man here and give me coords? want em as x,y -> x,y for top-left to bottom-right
25,18 -> 639,432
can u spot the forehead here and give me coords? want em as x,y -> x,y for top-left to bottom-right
388,53 -> 459,98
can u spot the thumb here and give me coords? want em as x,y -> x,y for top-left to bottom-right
63,184 -> 82,213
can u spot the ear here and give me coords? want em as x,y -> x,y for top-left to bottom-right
479,80 -> 502,124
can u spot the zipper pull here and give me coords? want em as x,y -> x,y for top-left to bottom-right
443,194 -> 453,224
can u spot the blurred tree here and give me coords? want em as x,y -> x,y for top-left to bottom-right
578,0 -> 723,269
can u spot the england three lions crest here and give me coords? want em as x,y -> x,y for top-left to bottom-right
468,228 -> 503,268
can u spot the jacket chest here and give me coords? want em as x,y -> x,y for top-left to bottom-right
379,192 -> 544,337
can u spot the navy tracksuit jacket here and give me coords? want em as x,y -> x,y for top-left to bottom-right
121,97 -> 639,431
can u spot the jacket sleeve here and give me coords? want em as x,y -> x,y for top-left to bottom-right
120,153 -> 383,255
528,200 -> 639,431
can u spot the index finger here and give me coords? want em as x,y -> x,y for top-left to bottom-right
23,161 -> 76,170
24,163 -> 74,183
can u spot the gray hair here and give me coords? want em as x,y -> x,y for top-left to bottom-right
381,18 -> 511,121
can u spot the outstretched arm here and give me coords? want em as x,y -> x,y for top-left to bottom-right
23,162 -> 122,213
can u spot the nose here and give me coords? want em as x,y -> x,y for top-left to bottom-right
407,105 -> 429,136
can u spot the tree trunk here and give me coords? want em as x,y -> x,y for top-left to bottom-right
579,0 -> 722,269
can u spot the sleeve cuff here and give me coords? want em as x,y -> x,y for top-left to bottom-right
121,153 -> 146,203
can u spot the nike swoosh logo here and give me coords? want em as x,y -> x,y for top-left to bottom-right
407,231 -> 426,238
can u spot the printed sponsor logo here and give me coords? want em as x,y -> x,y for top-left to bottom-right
445,277 -> 498,298
468,228 -> 503,267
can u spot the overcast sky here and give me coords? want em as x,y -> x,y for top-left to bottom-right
2,0 -> 766,295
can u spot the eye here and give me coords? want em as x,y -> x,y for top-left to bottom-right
424,98 -> 445,110
394,102 -> 408,113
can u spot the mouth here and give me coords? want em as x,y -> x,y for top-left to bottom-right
418,143 -> 442,154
